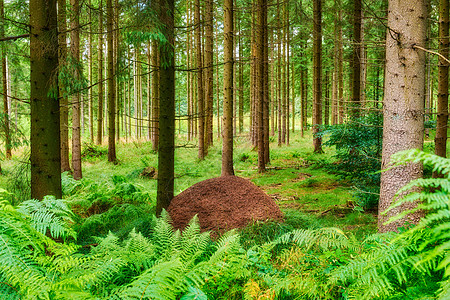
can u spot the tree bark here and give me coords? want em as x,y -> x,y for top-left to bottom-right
156,0 -> 175,215
107,0 -> 116,162
205,0 -> 214,148
435,0 -> 449,165
351,0 -> 361,118
379,0 -> 426,232
337,0 -> 344,124
151,40 -> 159,151
58,0 -> 70,172
238,15 -> 244,134
70,0 -> 82,180
221,0 -> 234,176
312,0 -> 323,153
88,0 -> 94,143
0,0 -> 10,160
195,0 -> 206,160
30,0 -> 62,199
97,0 -> 104,145
256,0 -> 266,173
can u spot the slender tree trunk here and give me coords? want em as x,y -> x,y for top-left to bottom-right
147,43 -> 152,140
312,0 -> 322,153
435,0 -> 449,165
58,0 -> 70,171
263,2 -> 269,165
337,0 -> 344,123
0,0 -> 10,160
195,0 -> 206,159
88,0 -> 94,143
360,7 -> 366,110
238,16 -> 244,134
281,4 -> 286,144
216,37 -> 221,140
379,0 -> 426,232
292,63 -> 295,131
300,66 -> 305,137
205,0 -> 214,147
151,40 -> 160,151
30,0 -> 62,199
156,0 -> 175,215
332,0 -> 339,125
222,0 -> 234,176
186,2 -> 191,141
71,0 -> 82,180
115,0 -> 120,142
351,0 -> 361,117
97,0 -> 104,145
107,0 -> 116,162
324,70 -> 329,125
277,0 -> 282,146
285,0 -> 290,145
257,0 -> 265,173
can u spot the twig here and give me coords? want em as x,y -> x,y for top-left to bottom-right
413,45 -> 450,65
0,34 -> 29,42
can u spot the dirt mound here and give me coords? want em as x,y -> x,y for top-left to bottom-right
167,176 -> 283,233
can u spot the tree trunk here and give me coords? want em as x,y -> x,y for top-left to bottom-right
58,0 -> 70,172
107,0 -> 116,162
379,0 -> 426,232
151,40 -> 160,151
285,0 -> 290,145
156,0 -> 175,215
256,0 -> 266,173
238,16 -> 244,134
263,2 -> 269,165
30,0 -> 62,199
277,0 -> 282,146
351,0 -> 361,117
88,0 -> 94,143
222,0 -> 234,176
205,0 -> 214,147
332,0 -> 339,125
195,0 -> 206,160
186,2 -> 192,141
337,0 -> 344,124
435,0 -> 449,165
70,0 -> 82,180
281,4 -> 286,145
324,70 -> 329,125
312,0 -> 322,153
0,0 -> 10,160
97,0 -> 104,145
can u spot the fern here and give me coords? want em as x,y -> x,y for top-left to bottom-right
17,196 -> 76,240
275,227 -> 350,251
331,149 -> 450,299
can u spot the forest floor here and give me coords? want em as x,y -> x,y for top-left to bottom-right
0,130 -> 378,240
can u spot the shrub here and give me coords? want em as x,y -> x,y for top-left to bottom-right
321,112 -> 382,210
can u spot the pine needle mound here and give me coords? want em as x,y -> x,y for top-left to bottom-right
168,175 -> 283,233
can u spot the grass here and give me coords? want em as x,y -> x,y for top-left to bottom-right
0,129 -> 378,240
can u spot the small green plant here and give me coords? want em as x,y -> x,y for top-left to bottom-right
321,112 -> 382,210
81,142 -> 108,159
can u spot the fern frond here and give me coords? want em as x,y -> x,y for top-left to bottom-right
17,197 -> 76,240
152,210 -> 176,260
112,259 -> 183,300
276,227 -> 349,251
390,148 -> 450,176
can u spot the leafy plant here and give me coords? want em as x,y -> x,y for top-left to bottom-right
17,196 -> 76,240
331,149 -> 449,299
321,112 -> 383,210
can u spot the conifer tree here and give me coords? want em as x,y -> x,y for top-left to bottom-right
30,0 -> 62,199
